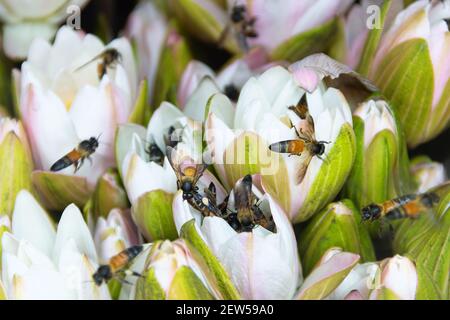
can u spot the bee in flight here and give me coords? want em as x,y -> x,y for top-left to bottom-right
74,48 -> 121,80
166,146 -> 207,201
228,174 -> 275,232
268,95 -> 329,184
361,192 -> 441,222
92,245 -> 144,286
218,3 -> 258,52
50,136 -> 100,173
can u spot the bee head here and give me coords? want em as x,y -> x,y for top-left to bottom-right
181,181 -> 193,199
89,137 -> 99,148
361,204 -> 381,221
92,265 -> 111,286
313,143 -> 326,156
231,5 -> 246,22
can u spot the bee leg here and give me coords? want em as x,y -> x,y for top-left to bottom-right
87,156 -> 93,167
73,161 -> 80,173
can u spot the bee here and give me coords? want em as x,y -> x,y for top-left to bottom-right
92,245 -> 143,286
50,136 -> 99,173
361,192 -> 441,222
145,142 -> 164,165
218,3 -> 258,52
268,95 -> 329,184
74,48 -> 122,80
166,146 -> 207,201
189,182 -> 225,217
164,126 -> 182,149
231,174 -> 275,232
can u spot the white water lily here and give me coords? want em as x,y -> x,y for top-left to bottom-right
93,208 -> 141,265
205,64 -> 354,221
0,0 -> 89,60
16,26 -> 137,189
327,262 -> 381,300
1,190 -> 110,299
173,187 -> 301,300
125,1 -> 168,101
178,48 -> 272,109
369,255 -> 418,300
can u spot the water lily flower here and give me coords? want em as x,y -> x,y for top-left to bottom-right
128,240 -> 214,300
16,26 -> 137,210
173,186 -> 302,300
0,0 -> 89,60
410,156 -> 447,193
343,99 -> 414,208
178,48 -> 272,108
327,262 -> 381,300
116,102 -> 224,241
171,0 -> 352,60
0,118 -> 33,217
205,63 -> 356,221
1,190 -> 110,299
125,1 -> 168,102
93,208 -> 141,265
369,255 -> 418,300
360,0 -> 450,147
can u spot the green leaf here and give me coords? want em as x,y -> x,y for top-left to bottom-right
128,80 -> 149,126
271,19 -> 338,62
295,123 -> 356,222
0,132 -> 33,216
414,260 -> 443,300
357,0 -> 392,76
152,26 -> 192,108
31,171 -> 92,211
373,38 -> 434,147
424,77 -> 450,142
298,199 -> 375,276
374,287 -> 401,300
180,220 -> 241,300
133,189 -> 177,241
107,280 -> 122,300
168,266 -> 214,300
135,267 -> 166,300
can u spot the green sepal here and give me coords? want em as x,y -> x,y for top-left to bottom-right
132,189 -> 177,241
135,267 -> 166,300
167,266 -> 214,300
180,220 -> 241,300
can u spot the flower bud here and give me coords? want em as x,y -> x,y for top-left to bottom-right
134,240 -> 214,300
370,255 -> 418,300
343,99 -> 414,209
410,156 -> 447,193
298,199 -> 375,276
0,118 -> 33,217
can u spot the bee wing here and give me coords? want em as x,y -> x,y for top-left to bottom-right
166,146 -> 183,181
234,175 -> 253,209
204,183 -> 217,206
295,149 -> 314,185
192,163 -> 208,185
288,96 -> 316,141
73,51 -> 104,72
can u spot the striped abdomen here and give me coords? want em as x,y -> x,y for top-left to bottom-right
269,140 -> 305,155
109,245 -> 143,272
383,194 -> 424,220
50,149 -> 80,171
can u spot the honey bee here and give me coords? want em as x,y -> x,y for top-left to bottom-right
361,192 -> 441,222
92,245 -> 143,286
230,174 -> 275,232
145,142 -> 164,165
166,146 -> 207,201
50,136 -> 99,173
74,48 -> 122,80
268,95 -> 329,184
190,182 -> 225,217
218,3 -> 258,52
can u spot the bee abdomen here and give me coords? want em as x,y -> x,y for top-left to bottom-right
269,141 -> 291,153
50,157 -> 73,172
385,208 -> 406,220
420,192 -> 440,207
125,245 -> 144,260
